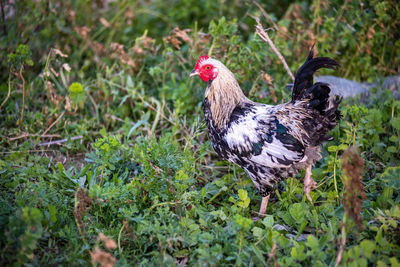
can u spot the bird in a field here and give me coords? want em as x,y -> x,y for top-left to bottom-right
190,47 -> 341,215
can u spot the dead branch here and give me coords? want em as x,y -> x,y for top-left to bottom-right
0,149 -> 56,154
42,111 -> 65,136
38,135 -> 83,146
0,73 -> 12,110
8,133 -> 61,141
336,222 -> 347,266
8,132 -> 29,141
266,242 -> 280,267
255,18 -> 295,82
253,1 -> 279,32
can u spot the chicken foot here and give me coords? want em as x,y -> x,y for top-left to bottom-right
303,165 -> 317,203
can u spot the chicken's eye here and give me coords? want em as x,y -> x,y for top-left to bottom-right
205,65 -> 211,70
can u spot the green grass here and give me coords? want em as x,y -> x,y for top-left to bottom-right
0,0 -> 400,266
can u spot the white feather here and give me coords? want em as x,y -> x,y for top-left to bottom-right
224,103 -> 305,168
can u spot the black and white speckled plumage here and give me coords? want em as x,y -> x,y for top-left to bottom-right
201,48 -> 341,197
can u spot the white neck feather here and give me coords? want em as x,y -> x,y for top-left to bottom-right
204,59 -> 250,129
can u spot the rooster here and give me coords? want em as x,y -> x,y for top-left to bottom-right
190,48 -> 341,215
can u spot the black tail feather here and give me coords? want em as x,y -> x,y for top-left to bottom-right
291,47 -> 342,147
291,48 -> 340,102
304,82 -> 331,112
303,94 -> 342,146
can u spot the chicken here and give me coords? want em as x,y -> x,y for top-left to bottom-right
190,48 -> 341,215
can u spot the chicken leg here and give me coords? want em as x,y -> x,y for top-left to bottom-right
259,194 -> 270,215
252,195 -> 270,221
304,165 -> 317,203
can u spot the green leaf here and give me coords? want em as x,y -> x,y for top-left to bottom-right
199,232 -> 213,243
252,227 -> 264,239
306,235 -> 319,250
381,166 -> 400,189
48,204 -> 58,223
391,205 -> 400,219
22,207 -> 43,225
250,244 -> 266,265
69,82 -> 83,93
262,215 -> 274,229
175,170 -> 189,181
360,240 -> 376,259
338,144 -> 348,151
391,117 -> 400,130
238,198 -> 250,208
99,127 -> 107,137
238,189 -> 248,201
328,145 -> 338,152
289,203 -> 305,223
211,210 -> 227,221
389,257 -> 400,267
201,187 -> 207,198
290,245 -> 307,261
234,214 -> 253,230
199,218 -> 207,226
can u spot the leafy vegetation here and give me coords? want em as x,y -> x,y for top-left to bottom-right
1,0 -> 399,266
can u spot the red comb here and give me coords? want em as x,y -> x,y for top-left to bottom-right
195,55 -> 209,70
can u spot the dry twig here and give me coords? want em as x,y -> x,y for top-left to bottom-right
266,242 -> 280,267
0,149 -> 56,154
8,132 -> 29,141
0,73 -> 12,110
336,228 -> 346,266
42,111 -> 65,136
7,133 -> 61,141
37,135 -> 83,146
255,18 -> 295,81
253,1 -> 279,32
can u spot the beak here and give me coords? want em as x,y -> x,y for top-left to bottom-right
190,69 -> 199,77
